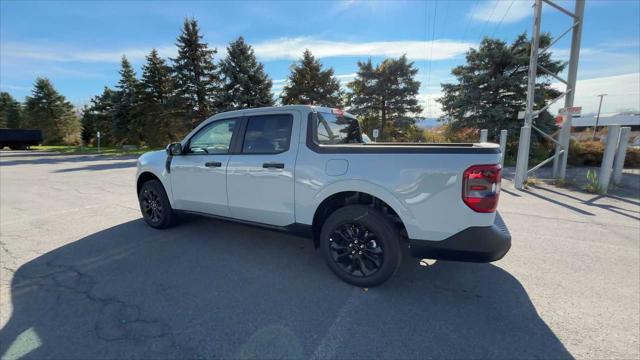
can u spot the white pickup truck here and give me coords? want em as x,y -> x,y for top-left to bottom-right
136,105 -> 510,286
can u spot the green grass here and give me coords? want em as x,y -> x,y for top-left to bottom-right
32,145 -> 161,156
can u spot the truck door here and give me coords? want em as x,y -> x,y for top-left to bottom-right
226,112 -> 299,226
171,118 -> 239,217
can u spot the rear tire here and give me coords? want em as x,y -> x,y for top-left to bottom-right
320,205 -> 402,287
138,179 -> 175,229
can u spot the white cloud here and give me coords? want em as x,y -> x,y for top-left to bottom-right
1,42 -> 176,63
550,72 -> 640,114
252,38 -> 474,61
469,0 -> 533,23
417,92 -> 445,118
2,38 -> 473,64
0,83 -> 30,91
417,73 -> 640,120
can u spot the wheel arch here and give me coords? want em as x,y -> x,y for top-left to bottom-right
311,190 -> 409,248
136,171 -> 162,194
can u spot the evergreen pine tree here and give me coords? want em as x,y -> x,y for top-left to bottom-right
438,34 -> 565,144
219,36 -> 273,110
347,55 -> 422,141
0,92 -> 22,128
23,78 -> 81,144
138,49 -> 179,146
171,17 -> 220,127
112,56 -> 139,144
81,87 -> 116,145
281,50 -> 343,107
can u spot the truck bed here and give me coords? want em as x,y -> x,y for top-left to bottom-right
308,142 -> 501,154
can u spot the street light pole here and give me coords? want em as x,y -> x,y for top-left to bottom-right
593,94 -> 607,140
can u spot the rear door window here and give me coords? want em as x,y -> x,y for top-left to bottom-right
314,112 -> 363,144
241,114 -> 293,154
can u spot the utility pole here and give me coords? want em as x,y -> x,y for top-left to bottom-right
552,0 -> 585,180
592,93 -> 607,140
515,0 -> 585,189
514,0 -> 543,189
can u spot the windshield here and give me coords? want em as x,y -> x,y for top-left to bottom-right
314,112 -> 363,145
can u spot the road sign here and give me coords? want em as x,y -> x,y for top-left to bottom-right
372,129 -> 379,141
97,131 -> 101,138
559,106 -> 582,116
518,111 -> 526,120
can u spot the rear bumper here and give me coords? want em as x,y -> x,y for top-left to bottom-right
409,213 -> 511,262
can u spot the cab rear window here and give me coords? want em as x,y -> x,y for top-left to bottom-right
314,112 -> 363,145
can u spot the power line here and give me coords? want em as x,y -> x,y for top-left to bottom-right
424,0 -> 429,83
492,0 -> 515,38
461,0 -> 480,41
478,0 -> 499,42
426,0 -> 438,116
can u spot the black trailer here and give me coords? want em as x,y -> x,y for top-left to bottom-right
0,129 -> 43,150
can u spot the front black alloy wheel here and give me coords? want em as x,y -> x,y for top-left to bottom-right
320,205 -> 402,287
138,179 -> 175,229
142,187 -> 164,223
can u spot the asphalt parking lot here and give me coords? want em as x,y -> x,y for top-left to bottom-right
1,151 -> 638,359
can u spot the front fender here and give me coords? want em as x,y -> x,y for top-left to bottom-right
136,150 -> 174,206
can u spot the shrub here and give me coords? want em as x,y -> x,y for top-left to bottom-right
568,139 -> 640,168
442,125 -> 479,143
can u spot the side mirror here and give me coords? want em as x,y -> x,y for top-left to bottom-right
166,143 -> 183,156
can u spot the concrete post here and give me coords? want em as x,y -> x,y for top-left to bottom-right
598,126 -> 621,193
515,126 -> 531,188
612,127 -> 631,185
552,115 -> 567,178
499,130 -> 508,167
480,129 -> 488,143
558,113 -> 573,180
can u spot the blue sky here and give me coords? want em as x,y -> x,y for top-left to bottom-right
1,0 -> 639,116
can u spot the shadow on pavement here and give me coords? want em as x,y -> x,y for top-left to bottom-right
521,188 -> 596,216
0,152 -> 139,167
0,217 -> 572,359
53,161 -> 138,173
530,185 -> 639,221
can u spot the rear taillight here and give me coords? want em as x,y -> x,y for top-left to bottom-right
462,164 -> 502,213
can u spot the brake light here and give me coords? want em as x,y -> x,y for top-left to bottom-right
462,164 -> 502,213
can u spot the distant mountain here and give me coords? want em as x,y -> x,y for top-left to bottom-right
415,118 -> 441,128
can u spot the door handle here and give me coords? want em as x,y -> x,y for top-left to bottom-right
262,162 -> 285,169
205,161 -> 222,168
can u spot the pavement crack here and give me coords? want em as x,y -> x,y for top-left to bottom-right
12,256 -> 190,355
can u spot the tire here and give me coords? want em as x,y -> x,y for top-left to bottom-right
320,205 -> 402,287
138,179 -> 175,229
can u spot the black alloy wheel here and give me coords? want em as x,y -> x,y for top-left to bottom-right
320,205 -> 402,287
138,179 -> 175,229
141,187 -> 163,223
328,223 -> 384,277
